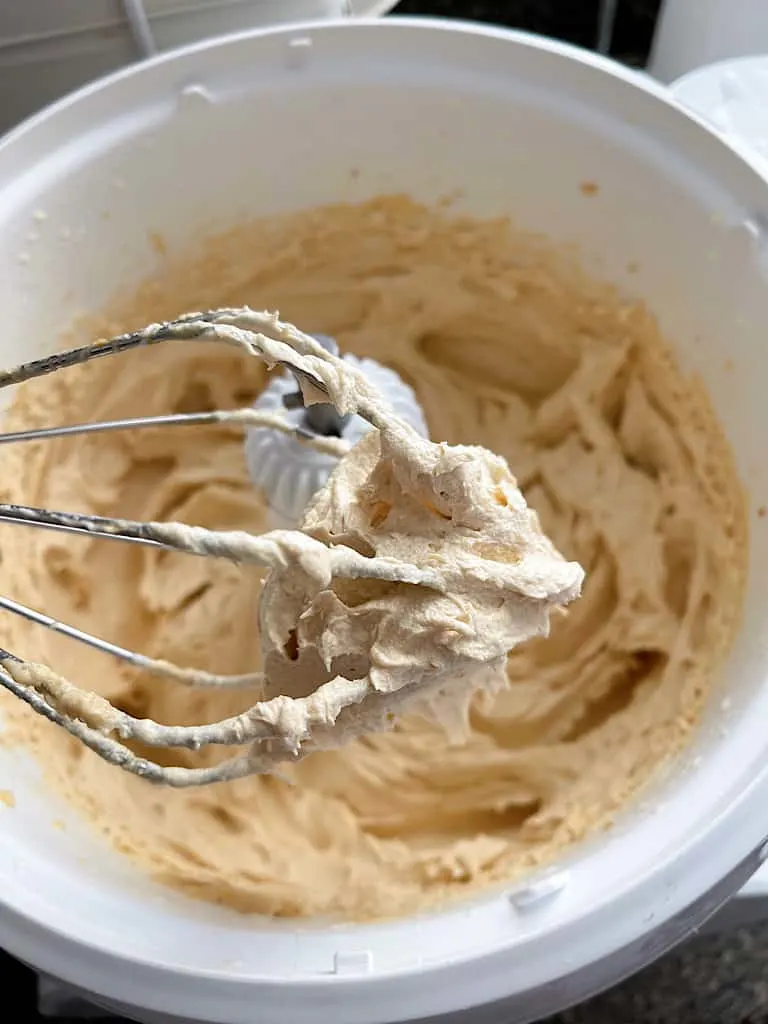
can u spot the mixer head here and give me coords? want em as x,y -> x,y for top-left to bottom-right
0,309 -> 583,786
244,332 -> 428,527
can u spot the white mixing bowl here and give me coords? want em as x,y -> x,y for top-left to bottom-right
1,17 -> 768,1024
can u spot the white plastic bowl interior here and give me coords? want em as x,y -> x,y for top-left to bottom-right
1,17 -> 768,1024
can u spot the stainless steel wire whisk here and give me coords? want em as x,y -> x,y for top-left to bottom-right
0,308 -> 583,787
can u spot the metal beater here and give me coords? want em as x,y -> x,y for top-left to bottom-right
0,308 -> 582,787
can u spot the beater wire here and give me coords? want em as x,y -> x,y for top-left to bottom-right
0,595 -> 265,689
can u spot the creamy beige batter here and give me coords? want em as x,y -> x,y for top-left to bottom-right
0,196 -> 747,919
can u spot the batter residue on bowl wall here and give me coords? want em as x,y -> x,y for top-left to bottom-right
0,196 -> 747,920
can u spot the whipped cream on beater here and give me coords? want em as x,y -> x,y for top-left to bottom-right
4,309 -> 583,776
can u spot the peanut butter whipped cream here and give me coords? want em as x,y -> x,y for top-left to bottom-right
0,196 -> 747,919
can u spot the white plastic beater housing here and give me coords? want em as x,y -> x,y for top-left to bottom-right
3,17 -> 768,1024
244,338 -> 429,527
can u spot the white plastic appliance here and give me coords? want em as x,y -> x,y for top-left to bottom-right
2,17 -> 768,1024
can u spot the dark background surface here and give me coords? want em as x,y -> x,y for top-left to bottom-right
9,1 -> 768,1022
394,0 -> 663,65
